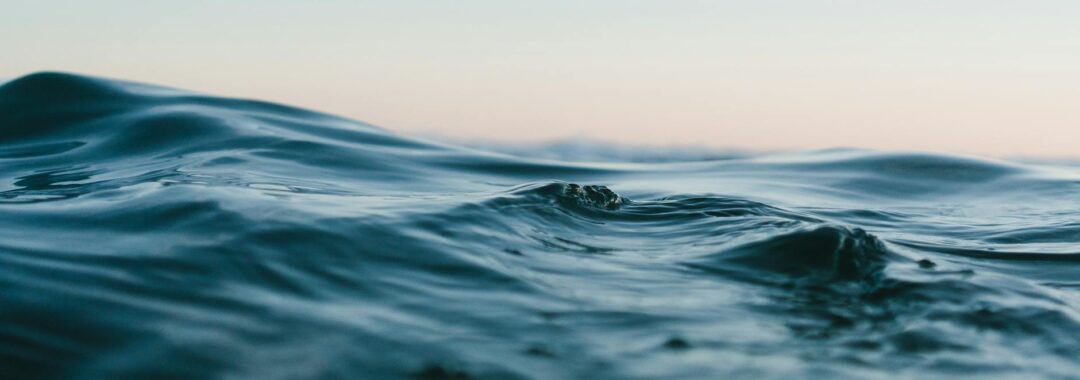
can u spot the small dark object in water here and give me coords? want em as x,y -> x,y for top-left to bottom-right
525,345 -> 556,357
414,365 -> 470,380
663,337 -> 691,349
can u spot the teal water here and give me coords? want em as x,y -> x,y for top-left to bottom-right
3,73 -> 1080,379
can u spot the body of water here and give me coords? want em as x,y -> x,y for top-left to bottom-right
3,73 -> 1080,379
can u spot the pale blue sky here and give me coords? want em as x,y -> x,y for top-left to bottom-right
4,1 -> 1079,156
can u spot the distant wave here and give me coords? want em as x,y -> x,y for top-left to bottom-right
445,138 -> 751,163
3,72 -> 1080,379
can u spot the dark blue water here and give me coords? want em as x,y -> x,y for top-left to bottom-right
3,72 -> 1080,379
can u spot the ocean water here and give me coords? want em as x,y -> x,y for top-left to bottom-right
3,72 -> 1080,380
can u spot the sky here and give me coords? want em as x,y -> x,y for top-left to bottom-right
3,1 -> 1079,157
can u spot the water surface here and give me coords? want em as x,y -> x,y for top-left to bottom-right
3,73 -> 1080,379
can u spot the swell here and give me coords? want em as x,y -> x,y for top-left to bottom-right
0,73 -> 623,201
5,73 -> 1075,200
3,72 -> 1080,379
365,181 -> 1080,376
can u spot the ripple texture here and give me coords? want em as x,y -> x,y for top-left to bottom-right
3,73 -> 1080,379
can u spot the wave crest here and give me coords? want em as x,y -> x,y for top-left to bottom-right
688,224 -> 889,283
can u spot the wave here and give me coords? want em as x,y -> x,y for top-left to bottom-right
3,72 -> 1080,379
